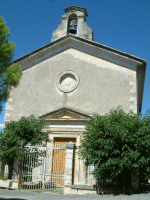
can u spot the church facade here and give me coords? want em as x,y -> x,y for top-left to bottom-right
4,6 -> 146,191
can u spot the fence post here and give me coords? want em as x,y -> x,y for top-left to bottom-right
18,161 -> 22,188
64,142 -> 74,194
42,150 -> 46,190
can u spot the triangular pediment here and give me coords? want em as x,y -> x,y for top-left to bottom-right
13,35 -> 146,113
13,35 -> 145,72
40,107 -> 90,120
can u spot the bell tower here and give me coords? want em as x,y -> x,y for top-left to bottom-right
51,6 -> 93,42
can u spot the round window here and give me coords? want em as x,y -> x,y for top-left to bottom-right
57,71 -> 79,93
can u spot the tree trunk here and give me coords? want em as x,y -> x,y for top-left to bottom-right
0,161 -> 4,177
8,164 -> 13,179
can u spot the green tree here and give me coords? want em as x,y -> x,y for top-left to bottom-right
0,16 -> 22,111
79,107 -> 150,191
0,115 -> 50,179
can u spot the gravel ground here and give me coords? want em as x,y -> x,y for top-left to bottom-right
0,189 -> 150,200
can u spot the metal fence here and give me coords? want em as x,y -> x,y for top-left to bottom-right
1,144 -> 118,194
21,144 -> 66,193
74,149 -> 96,186
73,148 -> 116,192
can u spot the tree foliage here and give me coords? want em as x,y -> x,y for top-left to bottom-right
0,115 -> 50,178
0,16 -> 22,111
79,107 -> 150,189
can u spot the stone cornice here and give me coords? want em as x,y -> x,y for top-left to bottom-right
12,35 -> 146,70
44,119 -> 86,123
64,6 -> 88,16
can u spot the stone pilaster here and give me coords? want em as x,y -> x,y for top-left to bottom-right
64,142 -> 75,194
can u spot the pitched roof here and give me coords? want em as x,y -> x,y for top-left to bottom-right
12,34 -> 146,68
12,35 -> 146,113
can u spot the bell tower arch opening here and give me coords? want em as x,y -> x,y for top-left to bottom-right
51,6 -> 93,42
68,13 -> 77,35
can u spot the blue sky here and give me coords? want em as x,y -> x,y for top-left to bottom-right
0,0 -> 149,130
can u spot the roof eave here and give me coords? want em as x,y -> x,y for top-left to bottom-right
11,35 -> 147,67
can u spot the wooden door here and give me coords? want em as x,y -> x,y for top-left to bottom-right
52,137 -> 76,186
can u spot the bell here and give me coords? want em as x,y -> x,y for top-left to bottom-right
69,19 -> 77,34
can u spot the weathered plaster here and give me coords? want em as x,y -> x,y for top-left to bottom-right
4,48 -> 138,122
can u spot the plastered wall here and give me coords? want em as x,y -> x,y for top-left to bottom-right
4,49 -> 137,121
